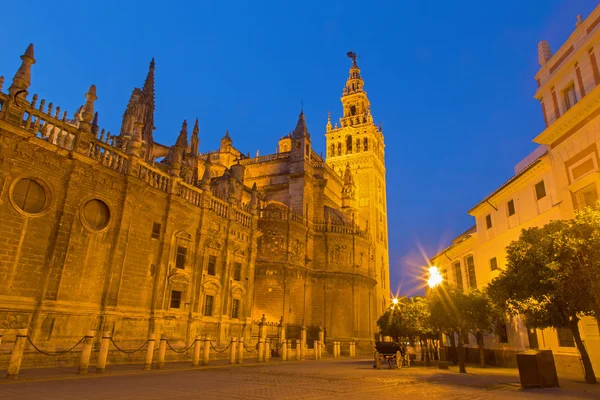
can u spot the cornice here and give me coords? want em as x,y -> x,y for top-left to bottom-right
533,84 -> 600,146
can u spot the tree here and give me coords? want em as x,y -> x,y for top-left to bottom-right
488,220 -> 598,384
428,286 -> 471,373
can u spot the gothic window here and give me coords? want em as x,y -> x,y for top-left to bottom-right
207,255 -> 217,276
337,143 -> 342,156
363,138 -> 368,151
231,299 -> 240,319
356,139 -> 361,152
233,262 -> 242,281
350,105 -> 357,116
151,222 -> 161,239
204,295 -> 214,317
175,246 -> 187,269
11,178 -> 46,214
329,144 -> 335,157
170,290 -> 182,309
346,136 -> 352,154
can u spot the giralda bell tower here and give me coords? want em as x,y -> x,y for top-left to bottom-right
325,52 -> 391,317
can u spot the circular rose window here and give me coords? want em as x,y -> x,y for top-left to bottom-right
11,178 -> 47,214
82,199 -> 110,230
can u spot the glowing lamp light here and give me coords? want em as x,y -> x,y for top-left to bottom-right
392,298 -> 399,305
428,266 -> 443,288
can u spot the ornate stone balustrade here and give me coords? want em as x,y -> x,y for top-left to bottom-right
138,163 -> 170,192
240,151 -> 290,165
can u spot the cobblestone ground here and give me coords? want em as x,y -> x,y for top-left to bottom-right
1,359 -> 600,399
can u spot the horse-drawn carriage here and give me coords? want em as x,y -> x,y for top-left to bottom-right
373,341 -> 410,369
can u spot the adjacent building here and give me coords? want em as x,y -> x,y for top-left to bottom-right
430,6 -> 600,376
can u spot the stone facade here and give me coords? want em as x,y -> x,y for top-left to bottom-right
0,46 -> 390,361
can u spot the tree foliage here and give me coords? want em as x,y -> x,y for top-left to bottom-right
488,215 -> 599,384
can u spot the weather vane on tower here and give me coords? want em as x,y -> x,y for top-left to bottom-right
346,50 -> 357,65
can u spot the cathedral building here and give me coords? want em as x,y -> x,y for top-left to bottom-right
0,45 -> 390,361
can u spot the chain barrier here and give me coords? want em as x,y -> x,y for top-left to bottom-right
210,341 -> 232,354
26,336 -> 85,356
110,338 -> 148,354
166,339 -> 197,354
244,343 -> 257,353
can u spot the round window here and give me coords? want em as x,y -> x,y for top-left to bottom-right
82,199 -> 110,230
12,178 -> 47,214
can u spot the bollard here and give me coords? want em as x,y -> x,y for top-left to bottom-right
334,341 -> 339,358
287,340 -> 292,361
78,330 -> 95,375
230,337 -> 237,364
295,342 -> 301,361
314,340 -> 319,360
144,333 -> 156,370
300,325 -> 307,360
192,336 -> 202,367
281,339 -> 288,361
202,335 -> 210,366
6,329 -> 28,379
156,335 -> 167,369
96,332 -> 111,373
265,338 -> 271,362
257,337 -> 264,362
351,342 -> 356,357
237,337 -> 244,364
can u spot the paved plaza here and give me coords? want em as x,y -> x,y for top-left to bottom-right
1,359 -> 600,399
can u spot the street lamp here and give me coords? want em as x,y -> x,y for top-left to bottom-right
427,266 -> 443,288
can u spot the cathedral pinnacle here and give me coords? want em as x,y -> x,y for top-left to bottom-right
8,43 -> 36,99
176,120 -> 188,147
292,109 -> 310,139
190,117 -> 199,156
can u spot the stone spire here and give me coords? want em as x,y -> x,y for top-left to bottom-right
250,182 -> 259,215
80,85 -> 97,133
141,58 -> 155,145
220,130 -> 232,152
176,120 -> 188,147
538,40 -> 553,66
292,109 -> 310,139
190,118 -> 199,156
91,112 -> 99,136
326,111 -> 332,132
8,43 -> 35,100
200,156 -> 212,191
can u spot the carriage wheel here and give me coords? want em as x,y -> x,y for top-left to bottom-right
374,351 -> 381,369
395,351 -> 402,369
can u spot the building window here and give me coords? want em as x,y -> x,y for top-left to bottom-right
151,223 -> 161,239
363,138 -> 368,151
175,246 -> 187,269
82,199 -> 110,230
465,255 -> 477,289
490,257 -> 498,271
574,183 -> 599,210
346,136 -> 352,154
507,200 -> 515,216
535,180 -> 547,200
207,255 -> 217,276
231,299 -> 240,319
557,328 -> 575,347
564,85 -> 577,111
204,295 -> 214,317
497,324 -> 509,343
485,214 -> 492,229
170,290 -> 182,309
453,261 -> 463,291
571,158 -> 595,181
12,178 -> 46,214
233,262 -> 242,281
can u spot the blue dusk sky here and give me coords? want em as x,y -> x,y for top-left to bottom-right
1,0 -> 598,296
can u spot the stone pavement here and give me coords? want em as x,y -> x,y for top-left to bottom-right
1,358 -> 600,399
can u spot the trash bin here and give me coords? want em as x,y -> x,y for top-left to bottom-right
516,349 -> 559,388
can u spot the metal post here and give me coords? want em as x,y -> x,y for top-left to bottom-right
78,330 -> 95,375
156,335 -> 167,369
6,329 -> 28,379
237,337 -> 244,364
192,336 -> 202,366
144,333 -> 156,370
230,337 -> 237,364
96,332 -> 111,373
202,335 -> 210,366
